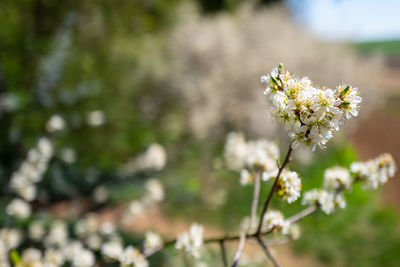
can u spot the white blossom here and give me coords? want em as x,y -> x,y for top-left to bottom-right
21,248 -> 42,266
85,233 -> 102,250
277,170 -> 302,203
0,228 -> 22,249
224,132 -> 248,170
59,147 -> 76,164
123,144 -> 167,173
74,214 -> 98,238
93,185 -> 109,204
29,221 -> 46,241
87,110 -> 105,127
224,132 -> 280,184
62,241 -> 83,262
334,193 -> 346,209
144,179 -> 164,202
323,166 -> 352,190
302,189 -> 335,215
288,224 -> 301,240
128,201 -> 144,217
46,114 -> 66,132
44,248 -> 65,266
101,241 -> 123,262
119,246 -> 148,267
45,220 -> 68,247
10,138 -> 53,201
262,64 -> 362,150
143,231 -> 162,254
351,153 -> 396,189
6,199 -> 31,219
262,210 -> 287,231
239,169 -> 253,185
72,248 -> 95,267
100,222 -> 116,236
175,223 -> 204,258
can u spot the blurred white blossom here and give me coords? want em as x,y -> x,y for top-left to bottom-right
72,248 -> 95,267
143,231 -> 162,254
87,110 -> 105,127
323,166 -> 352,190
101,241 -> 123,262
45,220 -> 68,247
93,185 -> 109,204
10,138 -> 53,201
175,223 -> 204,258
44,248 -> 65,266
351,153 -> 396,189
119,246 -> 148,267
262,210 -> 289,232
6,199 -> 31,219
60,147 -> 77,164
29,221 -> 46,241
122,144 -> 167,174
144,179 -> 164,202
0,228 -> 22,250
302,189 -> 336,214
46,114 -> 66,132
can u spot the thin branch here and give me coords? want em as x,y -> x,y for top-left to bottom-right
231,232 -> 246,267
256,143 -> 293,234
149,203 -> 318,258
287,205 -> 317,224
250,172 -> 261,228
219,240 -> 228,267
231,171 -> 261,266
256,237 -> 280,267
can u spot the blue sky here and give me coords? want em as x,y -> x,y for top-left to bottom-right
286,0 -> 400,42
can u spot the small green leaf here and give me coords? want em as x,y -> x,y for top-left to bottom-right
10,250 -> 21,265
271,76 -> 279,86
278,63 -> 284,74
340,86 -> 350,97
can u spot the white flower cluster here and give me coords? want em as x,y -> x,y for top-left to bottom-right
351,153 -> 396,189
10,138 -> 53,202
86,110 -> 106,127
125,179 -> 165,221
119,246 -> 149,267
261,210 -> 299,239
143,231 -> 162,254
0,215 -> 145,267
302,189 -> 345,215
261,64 -> 362,150
101,241 -> 123,262
224,132 -> 279,185
175,223 -> 204,258
122,144 -> 167,174
6,199 -> 31,219
101,242 -> 148,267
46,114 -> 66,133
265,169 -> 302,203
0,228 -> 22,250
323,166 -> 352,190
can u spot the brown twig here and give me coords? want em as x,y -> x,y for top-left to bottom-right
232,172 -> 260,266
219,240 -> 228,267
256,237 -> 280,267
288,205 -> 317,224
256,143 -> 293,235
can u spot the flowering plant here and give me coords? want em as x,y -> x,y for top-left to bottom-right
0,64 -> 396,267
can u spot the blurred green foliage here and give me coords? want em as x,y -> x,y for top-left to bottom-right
356,40 -> 400,56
